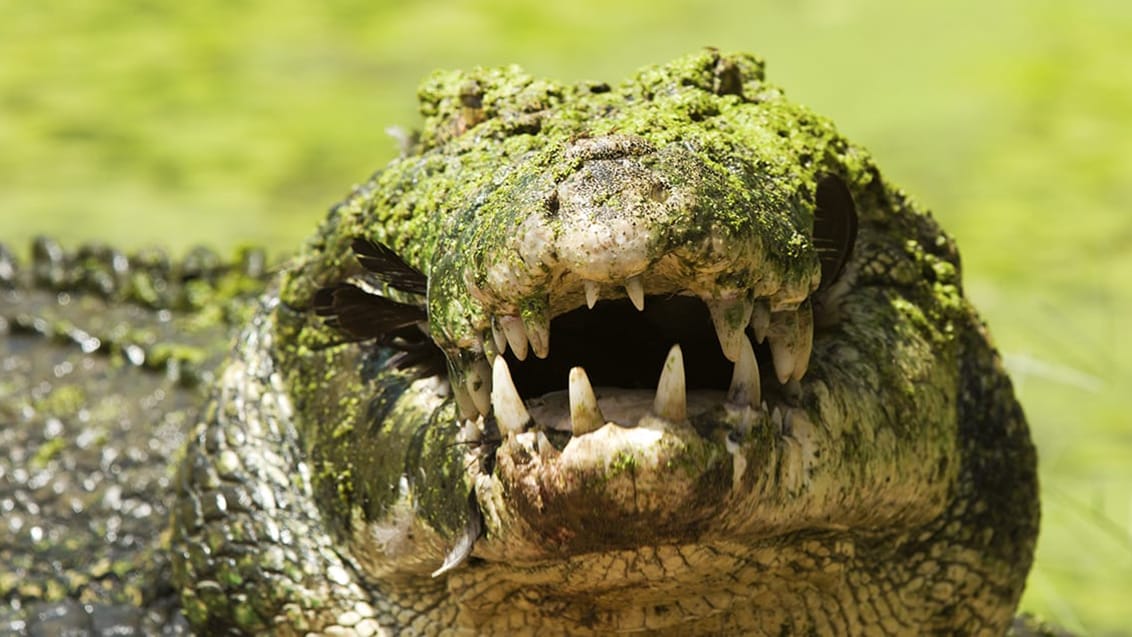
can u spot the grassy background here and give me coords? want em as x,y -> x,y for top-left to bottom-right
2,0 -> 1129,632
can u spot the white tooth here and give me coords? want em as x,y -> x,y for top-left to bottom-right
709,297 -> 754,362
769,334 -> 797,385
499,316 -> 529,361
653,344 -> 687,422
792,302 -> 813,381
491,319 -> 508,354
465,358 -> 492,416
727,335 -> 760,408
536,431 -> 558,459
524,315 -> 550,359
767,302 -> 814,384
768,309 -> 800,385
750,299 -> 771,344
625,276 -> 645,311
430,511 -> 482,577
451,379 -> 477,419
584,281 -> 600,309
568,366 -> 605,435
491,356 -> 530,436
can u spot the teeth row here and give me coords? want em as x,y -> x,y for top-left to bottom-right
467,288 -> 813,426
487,292 -> 812,381
481,342 -> 764,437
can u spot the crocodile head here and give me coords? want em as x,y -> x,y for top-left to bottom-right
237,51 -> 1036,634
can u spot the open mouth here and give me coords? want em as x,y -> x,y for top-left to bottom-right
504,296 -> 732,396
441,285 -> 826,570
478,289 -> 814,439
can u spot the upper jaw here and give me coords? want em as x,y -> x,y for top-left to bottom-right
437,195 -> 822,430
426,136 -> 823,426
429,146 -> 828,531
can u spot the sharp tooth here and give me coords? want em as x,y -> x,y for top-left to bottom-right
750,299 -> 771,344
708,297 -> 754,362
792,301 -> 813,381
450,370 -> 477,419
523,311 -> 550,359
430,507 -> 482,577
499,316 -> 529,361
653,344 -> 687,422
465,358 -> 492,416
727,335 -> 760,407
536,431 -> 558,460
584,281 -> 600,309
491,318 -> 508,354
765,301 -> 814,383
625,276 -> 645,311
568,366 -> 605,435
491,356 -> 530,436
453,389 -> 477,419
768,308 -> 806,385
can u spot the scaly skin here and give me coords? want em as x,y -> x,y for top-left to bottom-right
4,51 -> 1040,635
0,239 -> 267,633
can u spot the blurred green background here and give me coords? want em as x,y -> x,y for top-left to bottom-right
2,0 -> 1129,632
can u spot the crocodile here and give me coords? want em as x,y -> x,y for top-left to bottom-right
1,50 -> 1040,635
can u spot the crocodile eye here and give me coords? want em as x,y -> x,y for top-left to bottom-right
812,175 -> 857,289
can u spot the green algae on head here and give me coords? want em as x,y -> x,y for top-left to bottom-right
171,50 -> 1037,635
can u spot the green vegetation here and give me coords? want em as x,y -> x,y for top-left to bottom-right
2,0 -> 1128,632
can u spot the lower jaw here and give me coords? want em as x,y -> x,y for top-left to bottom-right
473,408 -> 741,559
472,396 -> 951,565
443,537 -> 925,636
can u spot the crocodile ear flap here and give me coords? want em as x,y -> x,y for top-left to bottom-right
812,175 -> 858,290
313,283 -> 427,341
313,242 -> 446,375
351,237 -> 428,296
